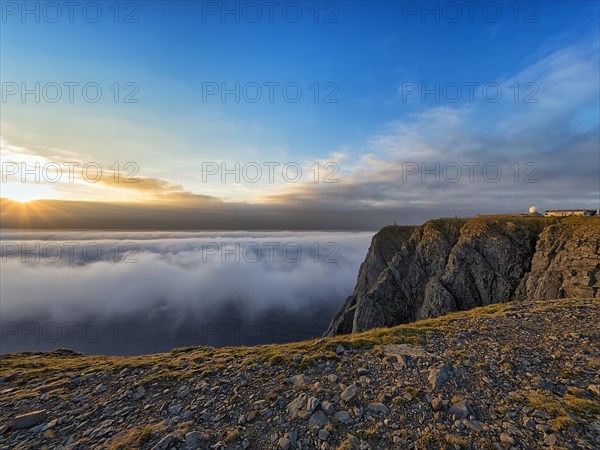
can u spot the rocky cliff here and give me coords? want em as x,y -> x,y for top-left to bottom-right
326,217 -> 600,335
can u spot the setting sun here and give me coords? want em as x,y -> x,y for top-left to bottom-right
7,197 -> 35,204
2,183 -> 52,203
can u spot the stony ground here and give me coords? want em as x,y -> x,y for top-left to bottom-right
1,298 -> 599,450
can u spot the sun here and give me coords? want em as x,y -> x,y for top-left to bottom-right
2,183 -> 53,203
8,195 -> 36,203
6,192 -> 39,203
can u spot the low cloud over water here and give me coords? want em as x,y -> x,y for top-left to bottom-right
0,231 -> 372,355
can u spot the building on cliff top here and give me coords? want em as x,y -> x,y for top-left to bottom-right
544,209 -> 598,217
476,209 -> 599,219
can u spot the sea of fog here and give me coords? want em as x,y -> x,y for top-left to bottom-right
0,230 -> 373,355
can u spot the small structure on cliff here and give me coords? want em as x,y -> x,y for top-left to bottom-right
544,209 -> 597,217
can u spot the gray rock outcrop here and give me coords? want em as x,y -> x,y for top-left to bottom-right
326,218 -> 599,335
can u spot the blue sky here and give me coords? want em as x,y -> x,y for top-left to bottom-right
1,1 -> 599,228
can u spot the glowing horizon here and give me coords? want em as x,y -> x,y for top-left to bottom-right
1,2 -> 598,229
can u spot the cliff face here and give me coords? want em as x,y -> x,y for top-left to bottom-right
327,225 -> 415,335
523,222 -> 600,300
326,218 -> 600,335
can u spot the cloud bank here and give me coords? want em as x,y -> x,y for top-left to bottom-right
0,231 -> 372,354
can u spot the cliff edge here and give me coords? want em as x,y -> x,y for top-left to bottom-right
326,217 -> 600,336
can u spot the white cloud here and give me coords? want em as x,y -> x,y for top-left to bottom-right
0,231 -> 372,323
